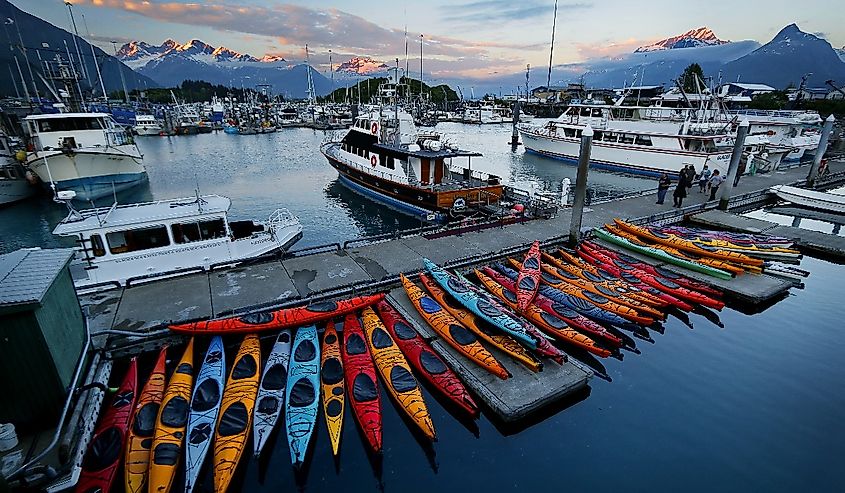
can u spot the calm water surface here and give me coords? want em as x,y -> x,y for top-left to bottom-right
0,123 -> 652,254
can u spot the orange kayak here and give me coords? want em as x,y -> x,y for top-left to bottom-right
125,346 -> 167,493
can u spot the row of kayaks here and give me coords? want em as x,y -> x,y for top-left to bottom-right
77,295 -> 488,493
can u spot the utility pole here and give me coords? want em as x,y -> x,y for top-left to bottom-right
569,125 -> 593,246
807,115 -> 835,187
718,119 -> 749,210
547,0 -> 558,88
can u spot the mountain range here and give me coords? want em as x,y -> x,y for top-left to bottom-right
116,38 -> 333,98
0,0 -> 157,99
635,27 -> 729,52
334,57 -> 390,75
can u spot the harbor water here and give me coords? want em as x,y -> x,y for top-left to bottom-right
0,123 -> 652,255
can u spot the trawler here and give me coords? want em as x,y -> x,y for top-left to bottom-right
132,114 -> 164,136
52,191 -> 302,288
320,70 -> 504,222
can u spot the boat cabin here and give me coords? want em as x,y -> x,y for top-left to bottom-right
22,113 -> 129,151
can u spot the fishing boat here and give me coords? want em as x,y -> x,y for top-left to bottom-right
341,313 -> 382,453
285,325 -> 320,468
320,69 -> 505,222
185,336 -> 225,493
253,330 -> 292,458
0,131 -> 34,206
133,114 -> 164,136
770,185 -> 845,214
52,193 -> 302,288
22,112 -> 147,201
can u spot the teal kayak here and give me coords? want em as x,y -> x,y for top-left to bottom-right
285,325 -> 321,468
592,228 -> 733,280
423,258 -> 537,348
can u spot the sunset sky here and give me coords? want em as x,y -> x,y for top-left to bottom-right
12,0 -> 845,81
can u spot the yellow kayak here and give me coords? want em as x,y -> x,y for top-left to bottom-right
214,334 -> 261,493
360,307 -> 436,440
321,322 -> 345,456
149,339 -> 194,493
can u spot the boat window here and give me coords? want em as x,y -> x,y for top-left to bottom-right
594,131 -> 603,141
384,156 -> 394,170
172,219 -> 227,243
89,234 -> 106,257
620,134 -> 635,144
199,219 -> 226,240
36,117 -> 103,132
605,132 -> 618,143
564,128 -> 576,138
634,135 -> 652,146
106,225 -> 170,254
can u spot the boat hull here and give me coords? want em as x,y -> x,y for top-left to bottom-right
27,148 -> 147,201
0,177 -> 34,206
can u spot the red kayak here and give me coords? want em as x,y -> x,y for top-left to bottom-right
170,294 -> 383,334
375,300 -> 479,417
517,241 -> 542,311
575,248 -> 695,312
341,312 -> 383,453
481,266 -> 623,347
579,247 -> 724,310
76,358 -> 138,493
582,241 -> 723,298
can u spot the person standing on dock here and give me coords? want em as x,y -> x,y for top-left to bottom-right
708,170 -> 724,201
656,173 -> 671,205
673,168 -> 688,208
685,165 -> 696,191
698,164 -> 711,193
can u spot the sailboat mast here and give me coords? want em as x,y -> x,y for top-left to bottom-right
547,0 -> 558,87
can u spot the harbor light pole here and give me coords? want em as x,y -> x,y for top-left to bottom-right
569,125 -> 593,246
718,119 -> 749,210
807,114 -> 835,187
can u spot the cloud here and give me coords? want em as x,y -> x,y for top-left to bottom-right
575,37 -> 651,59
443,0 -> 591,23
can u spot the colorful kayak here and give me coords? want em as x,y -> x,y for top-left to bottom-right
653,225 -> 793,247
285,326 -> 320,468
613,219 -> 765,267
452,270 -> 567,365
508,258 -> 655,325
481,267 -> 623,347
419,274 -> 542,373
539,256 -> 666,319
592,228 -> 734,280
321,322 -> 345,457
474,269 -> 612,358
169,294 -> 384,334
149,339 -> 194,493
361,307 -> 436,440
185,336 -> 225,493
423,258 -> 536,348
517,241 -> 542,311
376,299 -> 480,417
341,313 -> 382,453
125,347 -> 167,493
214,334 -> 261,491
253,330 -> 292,458
580,242 -> 722,298
76,359 -> 137,493
493,262 -> 641,330
401,274 -> 510,379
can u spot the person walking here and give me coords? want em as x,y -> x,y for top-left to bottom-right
708,170 -> 724,201
673,167 -> 688,208
699,164 -> 711,192
656,173 -> 671,205
685,165 -> 696,191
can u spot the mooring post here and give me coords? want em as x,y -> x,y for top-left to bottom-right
510,101 -> 521,147
569,125 -> 593,246
718,119 -> 749,211
807,114 -> 835,187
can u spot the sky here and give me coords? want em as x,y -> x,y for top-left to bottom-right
11,0 -> 845,83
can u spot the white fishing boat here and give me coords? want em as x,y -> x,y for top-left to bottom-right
22,112 -> 147,201
770,185 -> 845,214
0,131 -> 34,206
133,114 -> 164,136
519,103 -> 733,177
52,192 -> 303,288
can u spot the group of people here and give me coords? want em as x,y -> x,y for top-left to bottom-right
656,164 -> 726,207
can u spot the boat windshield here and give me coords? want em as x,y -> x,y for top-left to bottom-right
35,117 -> 105,132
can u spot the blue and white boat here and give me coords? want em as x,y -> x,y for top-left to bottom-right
22,112 -> 147,201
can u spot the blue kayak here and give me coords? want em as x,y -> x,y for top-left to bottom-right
253,329 -> 293,458
184,336 -> 225,493
285,325 -> 321,468
423,258 -> 537,348
494,262 -> 640,331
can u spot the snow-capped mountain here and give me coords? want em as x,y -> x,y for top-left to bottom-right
635,27 -> 728,52
835,46 -> 845,63
116,39 -> 283,70
335,57 -> 389,75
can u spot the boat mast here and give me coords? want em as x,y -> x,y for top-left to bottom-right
547,0 -> 558,88
305,44 -> 315,105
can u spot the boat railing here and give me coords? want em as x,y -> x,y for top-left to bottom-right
104,127 -> 133,147
323,143 -> 412,186
267,208 -> 299,229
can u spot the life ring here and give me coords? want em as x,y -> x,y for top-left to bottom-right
371,122 -> 378,134
371,155 -> 378,167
